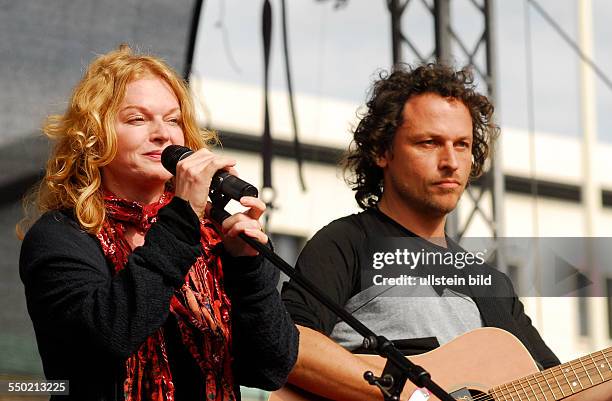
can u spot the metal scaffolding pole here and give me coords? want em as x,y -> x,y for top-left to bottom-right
386,0 -> 504,264
434,0 -> 452,65
389,0 -> 404,65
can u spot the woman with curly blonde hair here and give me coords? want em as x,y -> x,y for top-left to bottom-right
19,44 -> 297,401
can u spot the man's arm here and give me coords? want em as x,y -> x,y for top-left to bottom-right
288,326 -> 382,401
288,326 -> 422,401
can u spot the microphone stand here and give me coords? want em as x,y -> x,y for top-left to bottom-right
209,194 -> 455,401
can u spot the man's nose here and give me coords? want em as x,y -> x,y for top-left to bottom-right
439,142 -> 459,171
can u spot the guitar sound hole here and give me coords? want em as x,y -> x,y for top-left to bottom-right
449,388 -> 488,401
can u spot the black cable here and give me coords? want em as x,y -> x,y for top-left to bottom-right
527,0 -> 612,92
280,0 -> 307,191
184,0 -> 205,81
261,0 -> 275,230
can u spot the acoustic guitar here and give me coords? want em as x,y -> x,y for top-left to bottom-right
269,327 -> 612,401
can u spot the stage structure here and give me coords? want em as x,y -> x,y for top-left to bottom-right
386,0 -> 503,244
183,0 -> 505,264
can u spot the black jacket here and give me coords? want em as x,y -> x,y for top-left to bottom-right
20,197 -> 298,400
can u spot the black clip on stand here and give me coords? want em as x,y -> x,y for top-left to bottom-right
209,196 -> 455,401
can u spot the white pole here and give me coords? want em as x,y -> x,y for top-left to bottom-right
578,0 -> 604,351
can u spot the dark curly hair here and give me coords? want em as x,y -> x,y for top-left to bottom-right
343,63 -> 499,209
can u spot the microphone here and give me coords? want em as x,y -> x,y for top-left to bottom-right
161,145 -> 258,201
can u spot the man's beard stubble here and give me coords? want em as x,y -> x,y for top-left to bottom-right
389,173 -> 464,218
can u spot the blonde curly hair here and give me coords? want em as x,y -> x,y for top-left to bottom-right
17,44 -> 216,238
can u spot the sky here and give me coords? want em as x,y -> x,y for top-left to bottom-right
191,0 -> 612,142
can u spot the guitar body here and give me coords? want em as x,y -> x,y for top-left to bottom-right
270,327 -> 541,401
400,327 -> 540,398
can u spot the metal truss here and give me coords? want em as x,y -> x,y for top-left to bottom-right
386,0 -> 503,245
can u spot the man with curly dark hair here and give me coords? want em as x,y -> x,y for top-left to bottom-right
280,63 -> 572,401
344,63 -> 496,212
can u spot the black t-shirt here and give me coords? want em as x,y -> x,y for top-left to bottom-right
281,208 -> 561,369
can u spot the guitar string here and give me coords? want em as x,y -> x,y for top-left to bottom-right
528,350 -> 612,393
482,365 -> 608,401
503,384 -> 515,401
577,356 -> 595,385
396,348 -> 612,401
469,349 -> 612,401
588,352 -> 605,381
400,352 -> 612,401
533,373 -> 551,401
524,373 -> 539,401
598,352 -> 610,377
476,364 -> 611,401
486,372 -> 559,401
483,365 -> 608,401
488,348 -> 612,395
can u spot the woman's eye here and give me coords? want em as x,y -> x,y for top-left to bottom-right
127,116 -> 144,123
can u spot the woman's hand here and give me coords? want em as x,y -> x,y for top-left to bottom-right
207,196 -> 269,257
173,148 -> 236,218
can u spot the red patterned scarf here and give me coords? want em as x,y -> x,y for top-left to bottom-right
96,191 -> 235,401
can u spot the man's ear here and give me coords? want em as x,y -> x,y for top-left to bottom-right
375,150 -> 390,168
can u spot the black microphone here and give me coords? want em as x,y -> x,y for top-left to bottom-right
161,145 -> 258,201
